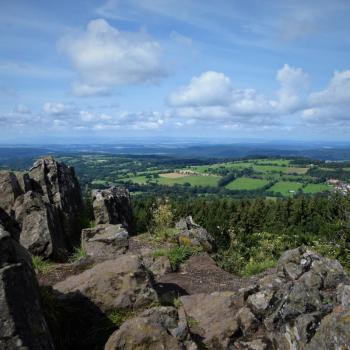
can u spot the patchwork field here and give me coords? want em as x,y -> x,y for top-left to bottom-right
225,177 -> 270,190
302,183 -> 331,193
269,181 -> 303,196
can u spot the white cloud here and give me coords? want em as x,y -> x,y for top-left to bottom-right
167,67 -> 307,124
43,102 -> 71,116
59,19 -> 165,96
276,64 -> 309,112
310,70 -> 350,106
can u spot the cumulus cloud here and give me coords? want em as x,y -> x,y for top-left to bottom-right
59,19 -> 165,96
167,65 -> 308,125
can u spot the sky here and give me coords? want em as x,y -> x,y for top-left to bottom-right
1,0 -> 350,143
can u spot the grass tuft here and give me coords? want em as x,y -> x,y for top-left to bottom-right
32,255 -> 55,274
69,246 -> 87,263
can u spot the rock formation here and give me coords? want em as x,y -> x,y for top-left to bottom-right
0,156 -> 83,259
0,222 -> 54,349
81,224 -> 129,259
92,187 -> 132,231
176,216 -> 216,253
54,254 -> 158,312
29,156 -> 83,242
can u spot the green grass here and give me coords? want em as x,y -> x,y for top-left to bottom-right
225,177 -> 269,190
153,246 -> 200,270
269,181 -> 303,196
69,246 -> 87,262
242,258 -> 277,276
122,174 -> 219,187
32,256 -> 55,274
303,183 -> 331,193
108,309 -> 132,327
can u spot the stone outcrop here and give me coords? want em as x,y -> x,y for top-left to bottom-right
0,156 -> 84,259
92,187 -> 132,231
54,254 -> 157,312
101,247 -> 350,350
175,216 -> 216,253
14,191 -> 67,259
81,224 -> 129,259
0,223 -> 54,349
105,306 -> 196,350
0,171 -> 23,215
29,156 -> 83,242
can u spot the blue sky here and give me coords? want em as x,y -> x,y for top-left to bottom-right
1,0 -> 350,143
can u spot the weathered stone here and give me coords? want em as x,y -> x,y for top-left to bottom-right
307,305 -> 350,350
237,306 -> 259,335
247,290 -> 274,317
29,156 -> 83,242
336,284 -> 350,307
180,292 -> 240,348
92,186 -> 132,230
141,248 -> 173,276
81,224 -> 129,259
176,216 -> 216,253
14,191 -> 68,259
105,306 -> 190,350
54,254 -> 157,312
0,171 -> 23,215
0,225 -> 54,349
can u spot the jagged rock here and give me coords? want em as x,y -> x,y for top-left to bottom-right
14,171 -> 32,193
307,305 -> 350,349
140,248 -> 173,277
0,171 -> 23,215
180,292 -> 241,348
29,156 -> 83,242
105,306 -> 194,350
14,191 -> 68,259
92,187 -> 132,230
81,224 -> 129,259
0,225 -> 54,349
0,207 -> 20,241
175,216 -> 216,253
336,283 -> 350,307
247,290 -> 274,317
54,254 -> 157,312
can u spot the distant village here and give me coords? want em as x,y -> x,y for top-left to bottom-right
327,179 -> 350,195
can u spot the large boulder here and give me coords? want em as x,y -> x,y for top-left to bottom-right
175,216 -> 216,253
81,224 -> 129,259
14,191 -> 68,259
105,306 -> 194,350
92,187 -> 132,231
180,292 -> 243,348
29,156 -> 83,242
0,224 -> 55,349
54,254 -> 157,312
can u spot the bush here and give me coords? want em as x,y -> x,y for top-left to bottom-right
150,201 -> 175,240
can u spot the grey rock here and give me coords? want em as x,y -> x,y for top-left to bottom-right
92,187 -> 132,230
0,225 -> 54,350
14,191 -> 67,259
105,306 -> 190,350
54,254 -> 157,312
180,292 -> 240,348
176,216 -> 216,253
0,171 -> 23,215
81,224 -> 129,259
247,290 -> 274,317
29,156 -> 83,242
336,283 -> 350,307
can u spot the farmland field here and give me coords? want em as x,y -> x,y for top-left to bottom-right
303,183 -> 331,193
269,181 -> 303,196
225,177 -> 270,190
